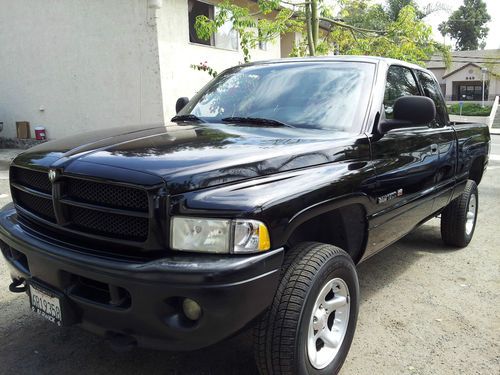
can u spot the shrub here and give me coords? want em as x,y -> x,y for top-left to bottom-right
447,103 -> 492,117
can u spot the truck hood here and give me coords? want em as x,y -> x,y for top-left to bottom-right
14,123 -> 360,194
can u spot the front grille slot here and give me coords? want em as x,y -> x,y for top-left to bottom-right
0,240 -> 31,274
9,167 -> 156,255
11,167 -> 52,194
12,188 -> 56,222
65,179 -> 148,212
69,274 -> 131,308
67,205 -> 149,242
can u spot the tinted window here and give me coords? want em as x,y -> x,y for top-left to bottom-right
182,62 -> 375,133
416,70 -> 448,127
383,66 -> 420,119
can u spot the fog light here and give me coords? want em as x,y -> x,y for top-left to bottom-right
182,298 -> 202,321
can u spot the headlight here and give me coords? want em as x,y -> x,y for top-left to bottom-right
171,217 -> 231,253
170,217 -> 271,254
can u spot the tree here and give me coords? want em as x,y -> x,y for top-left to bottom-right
337,0 -> 390,31
193,0 -> 449,67
193,0 -> 302,63
386,0 -> 421,20
331,5 -> 450,65
385,0 -> 448,21
438,0 -> 491,50
342,0 -> 448,29
194,0 -> 389,62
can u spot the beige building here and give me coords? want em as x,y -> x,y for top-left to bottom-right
0,0 -> 300,140
427,49 -> 500,103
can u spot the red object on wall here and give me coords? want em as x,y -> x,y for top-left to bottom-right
34,126 -> 46,140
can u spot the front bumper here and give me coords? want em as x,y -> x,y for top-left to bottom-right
0,205 -> 283,350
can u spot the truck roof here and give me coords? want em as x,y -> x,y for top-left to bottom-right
244,55 -> 428,72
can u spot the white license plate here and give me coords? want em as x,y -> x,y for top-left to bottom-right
29,284 -> 63,326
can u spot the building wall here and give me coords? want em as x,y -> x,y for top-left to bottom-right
280,32 -> 302,58
430,68 -> 446,83
156,0 -> 282,121
489,76 -> 498,100
0,0 -> 164,140
430,65 -> 499,102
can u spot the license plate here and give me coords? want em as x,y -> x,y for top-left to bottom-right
29,284 -> 63,326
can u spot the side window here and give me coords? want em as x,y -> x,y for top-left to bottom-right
383,66 -> 420,119
416,70 -> 448,127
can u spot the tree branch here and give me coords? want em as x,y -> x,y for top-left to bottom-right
311,0 -> 319,48
319,16 -> 387,35
305,2 -> 315,55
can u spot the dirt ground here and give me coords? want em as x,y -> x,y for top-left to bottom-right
0,141 -> 499,375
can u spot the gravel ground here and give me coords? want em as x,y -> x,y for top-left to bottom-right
0,140 -> 499,375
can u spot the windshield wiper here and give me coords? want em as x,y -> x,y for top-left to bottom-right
221,116 -> 294,128
171,114 -> 205,123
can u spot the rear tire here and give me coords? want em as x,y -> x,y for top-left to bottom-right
441,180 -> 478,247
254,242 -> 359,375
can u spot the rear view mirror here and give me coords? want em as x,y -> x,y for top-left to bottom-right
175,97 -> 189,114
379,96 -> 436,134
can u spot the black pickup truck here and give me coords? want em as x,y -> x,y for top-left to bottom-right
0,57 -> 490,375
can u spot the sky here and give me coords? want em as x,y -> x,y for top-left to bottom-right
421,0 -> 500,50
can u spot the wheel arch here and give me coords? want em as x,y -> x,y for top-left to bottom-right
469,155 -> 485,185
283,197 -> 369,264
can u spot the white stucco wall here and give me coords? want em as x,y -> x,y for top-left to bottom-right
488,76 -> 498,100
0,0 -> 164,140
429,68 -> 446,83
156,0 -> 282,121
441,65 -> 499,101
280,32 -> 302,58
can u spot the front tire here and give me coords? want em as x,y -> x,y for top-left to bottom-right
254,242 -> 359,375
441,179 -> 478,247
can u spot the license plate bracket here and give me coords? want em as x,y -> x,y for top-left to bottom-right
28,281 -> 65,326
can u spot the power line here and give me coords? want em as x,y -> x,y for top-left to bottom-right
429,58 -> 499,60
430,56 -> 500,60
448,56 -> 499,60
440,19 -> 492,22
426,60 -> 500,65
449,56 -> 499,59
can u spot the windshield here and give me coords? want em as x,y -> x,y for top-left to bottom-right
180,61 -> 375,133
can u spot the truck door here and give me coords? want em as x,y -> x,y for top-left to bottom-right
366,65 -> 451,255
414,69 -> 457,212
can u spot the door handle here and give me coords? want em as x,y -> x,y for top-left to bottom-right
430,144 -> 439,155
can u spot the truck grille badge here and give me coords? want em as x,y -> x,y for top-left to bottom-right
48,169 -> 57,183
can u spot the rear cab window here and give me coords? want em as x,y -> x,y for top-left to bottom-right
415,70 -> 449,127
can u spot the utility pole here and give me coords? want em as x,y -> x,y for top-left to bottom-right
481,67 -> 488,108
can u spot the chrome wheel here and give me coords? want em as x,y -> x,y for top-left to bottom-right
307,278 -> 350,370
465,193 -> 477,236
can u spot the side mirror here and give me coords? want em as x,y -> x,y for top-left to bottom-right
175,97 -> 189,114
378,96 -> 436,134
